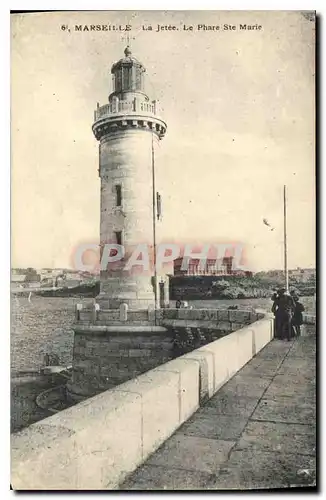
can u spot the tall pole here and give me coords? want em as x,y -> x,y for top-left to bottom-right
151,134 -> 158,318
283,185 -> 289,292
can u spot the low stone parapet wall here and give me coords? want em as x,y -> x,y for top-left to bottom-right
180,317 -> 274,402
162,309 -> 264,332
75,305 -> 264,328
77,307 -> 152,326
11,316 -> 273,490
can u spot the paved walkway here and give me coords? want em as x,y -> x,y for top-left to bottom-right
120,331 -> 316,490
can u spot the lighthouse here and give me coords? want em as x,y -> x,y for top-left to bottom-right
67,47 -> 172,401
93,46 -> 167,309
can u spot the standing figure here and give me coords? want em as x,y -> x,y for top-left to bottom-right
272,288 -> 296,340
291,294 -> 305,337
271,291 -> 280,338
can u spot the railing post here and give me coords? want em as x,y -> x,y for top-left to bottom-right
148,304 -> 155,323
120,303 -> 128,321
75,303 -> 83,321
92,303 -> 100,323
112,96 -> 119,113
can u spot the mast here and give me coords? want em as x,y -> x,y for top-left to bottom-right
151,133 -> 158,316
283,185 -> 289,291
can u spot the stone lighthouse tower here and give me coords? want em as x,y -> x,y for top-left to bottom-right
67,47 -> 172,402
93,46 -> 167,309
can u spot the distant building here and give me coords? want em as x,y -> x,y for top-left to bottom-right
25,272 -> 41,283
11,268 -> 40,283
11,269 -> 27,276
174,257 -> 234,276
11,274 -> 26,284
288,268 -> 315,280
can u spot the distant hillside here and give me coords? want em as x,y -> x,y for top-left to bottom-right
12,268 -> 315,300
36,282 -> 100,298
170,271 -> 316,300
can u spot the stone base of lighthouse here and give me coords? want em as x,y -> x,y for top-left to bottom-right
66,274 -> 172,402
96,275 -> 158,310
66,322 -> 174,403
97,273 -> 171,310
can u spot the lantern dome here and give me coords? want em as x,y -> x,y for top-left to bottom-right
110,46 -> 146,97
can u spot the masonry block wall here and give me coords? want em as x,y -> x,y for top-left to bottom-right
67,307 -> 266,402
67,328 -> 174,402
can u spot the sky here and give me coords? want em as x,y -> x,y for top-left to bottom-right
11,10 -> 315,272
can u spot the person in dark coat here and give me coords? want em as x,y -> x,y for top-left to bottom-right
272,288 -> 296,340
291,294 -> 305,337
271,291 -> 281,338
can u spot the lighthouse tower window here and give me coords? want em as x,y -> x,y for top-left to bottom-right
115,184 -> 122,207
